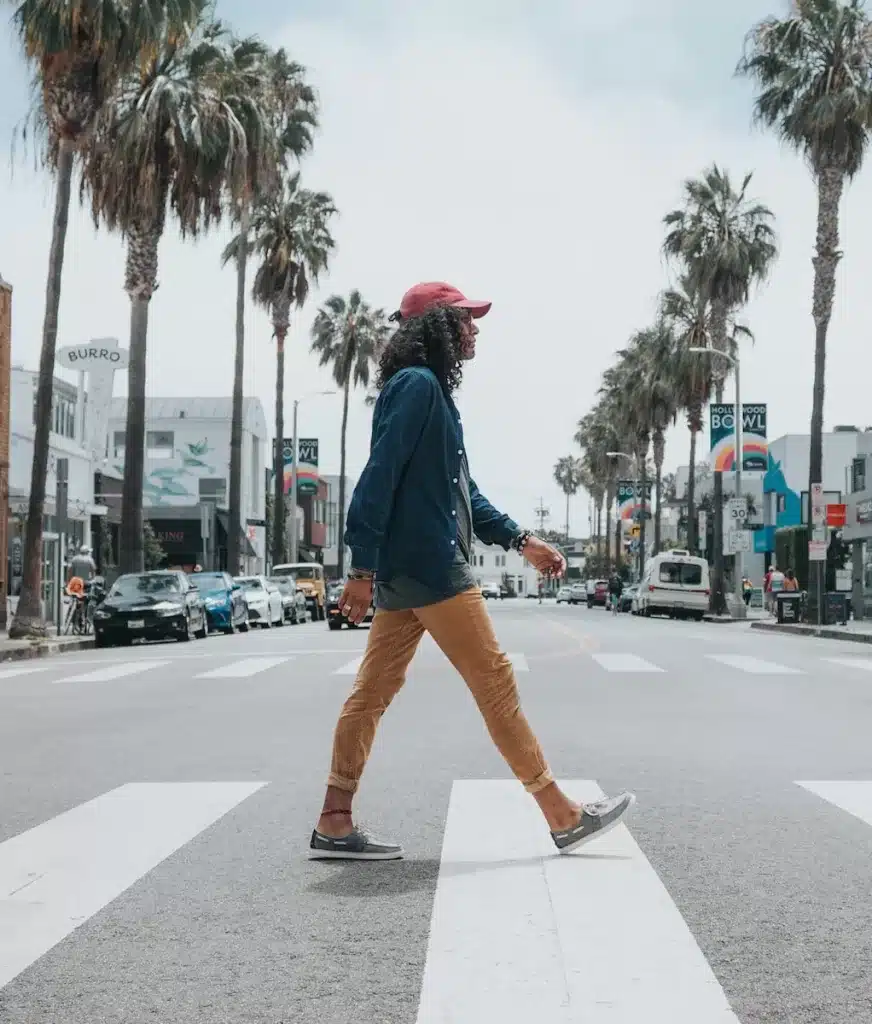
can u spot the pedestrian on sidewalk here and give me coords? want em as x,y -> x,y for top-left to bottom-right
310,283 -> 635,861
783,569 -> 799,592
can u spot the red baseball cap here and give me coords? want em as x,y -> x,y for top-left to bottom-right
395,282 -> 492,321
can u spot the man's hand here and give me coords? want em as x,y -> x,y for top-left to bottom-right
521,536 -> 566,578
340,577 -> 373,625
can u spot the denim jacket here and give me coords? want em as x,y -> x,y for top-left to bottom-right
345,366 -> 520,588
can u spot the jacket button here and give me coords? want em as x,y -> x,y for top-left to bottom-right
452,477 -> 458,484
451,510 -> 456,517
458,448 -> 463,455
450,540 -> 456,546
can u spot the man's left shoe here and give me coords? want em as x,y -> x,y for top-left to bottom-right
551,792 -> 636,854
309,825 -> 404,860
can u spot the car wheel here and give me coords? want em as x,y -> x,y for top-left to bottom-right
194,614 -> 208,640
262,616 -> 272,629
179,615 -> 192,642
238,617 -> 250,632
94,633 -> 109,649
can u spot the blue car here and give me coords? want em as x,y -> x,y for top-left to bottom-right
190,572 -> 249,634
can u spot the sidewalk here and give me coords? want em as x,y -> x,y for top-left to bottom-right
751,619 -> 872,645
0,632 -> 94,662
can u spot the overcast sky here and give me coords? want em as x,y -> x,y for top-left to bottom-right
3,0 -> 872,536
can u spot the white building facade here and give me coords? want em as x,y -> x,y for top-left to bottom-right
106,397 -> 268,572
470,539 -> 539,597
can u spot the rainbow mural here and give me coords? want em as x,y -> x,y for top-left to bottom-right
617,481 -> 652,522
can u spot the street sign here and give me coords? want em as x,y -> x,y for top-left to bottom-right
811,482 -> 825,526
827,503 -> 846,527
246,518 -> 266,527
727,498 -> 748,523
200,502 -> 212,541
809,526 -> 827,561
725,529 -> 751,555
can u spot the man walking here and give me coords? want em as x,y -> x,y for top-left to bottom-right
310,282 -> 634,861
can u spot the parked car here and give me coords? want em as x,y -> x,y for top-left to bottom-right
191,571 -> 249,634
569,583 -> 587,605
634,551 -> 710,620
93,570 -> 207,648
481,582 -> 501,600
235,575 -> 284,628
269,576 -> 308,624
587,579 -> 609,608
556,586 -> 573,604
271,563 -> 327,620
326,581 -> 374,630
619,584 -> 639,614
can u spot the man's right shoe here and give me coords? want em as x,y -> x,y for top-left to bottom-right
551,791 -> 636,854
309,825 -> 404,861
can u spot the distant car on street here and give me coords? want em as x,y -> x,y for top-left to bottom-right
93,570 -> 207,648
326,581 -> 374,630
235,575 -> 284,628
587,579 -> 609,608
190,571 -> 249,634
481,582 -> 501,600
269,576 -> 309,624
619,584 -> 639,614
569,583 -> 587,605
556,586 -> 573,604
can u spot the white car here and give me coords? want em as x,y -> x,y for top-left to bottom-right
235,575 -> 284,628
481,582 -> 501,600
634,551 -> 710,620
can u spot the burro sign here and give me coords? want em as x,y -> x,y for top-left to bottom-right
56,338 -> 129,371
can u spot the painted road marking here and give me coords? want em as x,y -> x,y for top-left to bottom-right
58,660 -> 171,684
0,664 -> 56,680
0,781 -> 265,990
334,652 -> 528,675
416,780 -> 738,1023
196,657 -> 293,679
824,657 -> 872,673
797,781 -> 872,829
706,654 -> 801,675
591,653 -> 664,673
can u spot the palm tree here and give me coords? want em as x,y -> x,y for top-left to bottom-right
553,455 -> 585,542
226,47 -> 318,575
83,15 -> 267,574
663,164 -> 777,400
629,323 -> 679,555
310,291 -> 389,577
8,0 -> 203,637
575,409 -> 619,569
226,174 -> 336,568
738,0 -> 872,518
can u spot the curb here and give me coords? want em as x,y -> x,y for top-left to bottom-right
703,615 -> 764,624
750,621 -> 872,644
0,637 -> 95,662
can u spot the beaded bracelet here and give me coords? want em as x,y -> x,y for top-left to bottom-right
348,568 -> 374,581
512,530 -> 532,555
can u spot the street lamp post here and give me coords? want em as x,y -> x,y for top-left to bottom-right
690,346 -> 744,619
288,390 -> 335,566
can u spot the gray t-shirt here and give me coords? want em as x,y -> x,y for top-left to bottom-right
375,453 -> 477,611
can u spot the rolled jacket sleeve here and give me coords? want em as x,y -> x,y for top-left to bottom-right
469,478 -> 519,549
344,369 -> 438,572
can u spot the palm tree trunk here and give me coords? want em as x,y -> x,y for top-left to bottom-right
809,166 -> 845,502
565,492 -> 570,542
9,139 -> 75,638
638,460 -> 648,576
711,469 -> 726,614
272,331 -> 286,569
119,221 -> 163,575
710,297 -> 729,403
605,480 -> 615,570
653,427 -> 665,555
228,202 -> 250,576
595,500 -> 603,560
337,375 -> 351,578
687,424 -> 698,552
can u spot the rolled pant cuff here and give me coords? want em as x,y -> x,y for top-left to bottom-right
524,770 -> 555,795
327,773 -> 358,794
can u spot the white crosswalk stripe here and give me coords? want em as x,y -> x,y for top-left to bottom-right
417,780 -> 739,1022
797,780 -> 872,829
823,657 -> 872,673
58,661 -> 171,684
591,653 -> 664,673
0,781 -> 265,990
0,664 -> 55,680
333,652 -> 529,675
706,654 -> 801,675
196,657 -> 293,679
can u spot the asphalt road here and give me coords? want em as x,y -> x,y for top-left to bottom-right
2,600 -> 872,1023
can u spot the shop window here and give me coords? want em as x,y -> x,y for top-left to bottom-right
199,477 -> 227,505
147,430 -> 174,459
113,431 -> 125,459
852,457 -> 866,493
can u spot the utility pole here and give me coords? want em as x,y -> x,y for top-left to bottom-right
534,498 -> 550,536
0,276 -> 10,632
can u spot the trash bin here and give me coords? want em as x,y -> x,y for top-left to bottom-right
776,592 -> 802,624
824,591 -> 848,626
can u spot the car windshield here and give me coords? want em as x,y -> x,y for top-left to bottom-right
192,573 -> 227,594
269,578 -> 292,592
110,574 -> 181,599
237,578 -> 262,591
659,562 -> 703,586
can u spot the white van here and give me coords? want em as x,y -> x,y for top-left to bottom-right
635,550 -> 710,620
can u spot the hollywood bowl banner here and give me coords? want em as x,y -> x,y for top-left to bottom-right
709,404 -> 768,472
617,481 -> 653,521
276,438 -> 319,496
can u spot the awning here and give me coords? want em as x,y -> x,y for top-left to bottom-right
216,510 -> 257,558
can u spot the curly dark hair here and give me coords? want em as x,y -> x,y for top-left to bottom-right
375,305 -> 466,394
